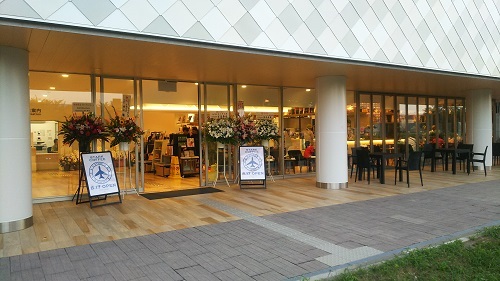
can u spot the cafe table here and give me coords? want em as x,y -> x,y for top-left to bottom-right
434,147 -> 471,174
369,152 -> 404,184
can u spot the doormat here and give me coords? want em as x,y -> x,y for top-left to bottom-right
140,187 -> 223,200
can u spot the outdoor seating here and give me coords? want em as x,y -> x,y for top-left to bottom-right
395,151 -> 423,188
492,143 -> 500,166
456,143 -> 473,172
422,143 -> 443,171
468,146 -> 488,176
350,147 -> 367,178
354,149 -> 377,184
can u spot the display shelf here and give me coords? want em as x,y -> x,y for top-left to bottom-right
180,156 -> 199,177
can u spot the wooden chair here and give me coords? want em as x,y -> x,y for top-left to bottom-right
350,147 -> 367,178
395,151 -> 423,188
468,146 -> 488,176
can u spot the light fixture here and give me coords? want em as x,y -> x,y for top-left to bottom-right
194,82 -> 199,85
42,94 -> 48,97
49,87 -> 55,90
61,74 -> 69,78
306,89 -> 311,92
241,85 -> 247,88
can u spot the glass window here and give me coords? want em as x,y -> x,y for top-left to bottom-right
29,72 -> 91,198
283,87 -> 315,174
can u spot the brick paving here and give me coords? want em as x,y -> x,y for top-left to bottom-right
1,180 -> 499,281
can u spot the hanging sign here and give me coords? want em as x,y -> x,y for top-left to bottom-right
73,102 -> 94,112
122,95 -> 131,117
81,152 -> 120,197
239,146 -> 266,181
209,111 -> 229,119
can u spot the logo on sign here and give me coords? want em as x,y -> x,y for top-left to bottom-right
89,162 -> 112,184
243,153 -> 263,171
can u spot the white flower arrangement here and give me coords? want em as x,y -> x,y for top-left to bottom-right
254,119 -> 280,141
204,117 -> 237,144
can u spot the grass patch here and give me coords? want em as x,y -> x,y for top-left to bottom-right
326,226 -> 500,281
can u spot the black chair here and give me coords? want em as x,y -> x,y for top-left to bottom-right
287,150 -> 307,173
492,143 -> 500,166
395,151 -> 423,188
457,143 -> 473,172
468,146 -> 488,176
354,149 -> 377,184
422,143 -> 444,171
350,147 -> 366,178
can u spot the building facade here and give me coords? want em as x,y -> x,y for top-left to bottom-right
1,0 -> 499,232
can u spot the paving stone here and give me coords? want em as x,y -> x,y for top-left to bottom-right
40,254 -> 74,275
203,242 -> 242,259
114,238 -> 146,253
106,260 -> 146,281
93,245 -> 129,264
143,262 -> 183,281
192,252 -> 233,273
252,270 -> 287,281
263,257 -> 309,278
226,255 -> 272,277
38,248 -> 67,259
126,248 -> 163,267
176,265 -> 220,281
158,250 -> 197,270
83,273 -> 116,281
9,253 -> 41,272
214,267 -> 255,281
136,234 -> 176,254
73,258 -> 110,279
10,267 -> 46,281
65,244 -> 98,262
45,270 -> 80,281
0,257 -> 10,281
174,240 -> 209,256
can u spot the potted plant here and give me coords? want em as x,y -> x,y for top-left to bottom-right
59,112 -> 109,153
59,154 -> 77,171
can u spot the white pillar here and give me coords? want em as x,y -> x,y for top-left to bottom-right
315,76 -> 348,189
466,89 -> 492,169
0,46 -> 33,233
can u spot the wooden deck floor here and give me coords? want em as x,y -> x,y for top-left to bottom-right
2,166 -> 499,258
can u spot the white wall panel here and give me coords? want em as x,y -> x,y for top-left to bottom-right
0,0 -> 498,78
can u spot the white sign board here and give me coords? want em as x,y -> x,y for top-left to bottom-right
81,152 -> 120,197
239,146 -> 266,181
72,102 -> 94,112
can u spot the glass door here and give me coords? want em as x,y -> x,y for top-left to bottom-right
200,83 -> 234,186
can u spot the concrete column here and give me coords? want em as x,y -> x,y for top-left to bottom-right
315,76 -> 348,189
466,89 -> 492,169
0,46 -> 33,233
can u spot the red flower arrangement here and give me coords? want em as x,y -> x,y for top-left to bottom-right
59,112 -> 108,146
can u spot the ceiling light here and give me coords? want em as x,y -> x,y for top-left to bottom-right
49,87 -> 55,90
195,82 -> 199,85
306,89 -> 311,92
241,85 -> 247,88
42,94 -> 48,97
61,74 -> 69,78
